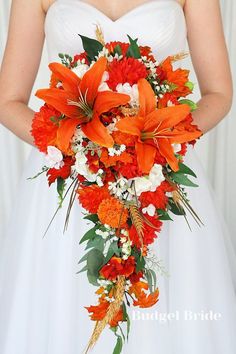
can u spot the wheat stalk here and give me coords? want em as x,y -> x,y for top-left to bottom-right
95,23 -> 105,45
170,51 -> 189,62
129,204 -> 144,248
84,275 -> 126,353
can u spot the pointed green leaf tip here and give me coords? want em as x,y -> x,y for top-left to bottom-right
126,35 -> 141,58
78,34 -> 104,62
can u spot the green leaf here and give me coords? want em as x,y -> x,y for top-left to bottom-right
185,81 -> 195,91
112,335 -> 123,354
169,200 -> 186,215
113,44 -> 122,56
78,34 -> 103,62
146,269 -> 153,292
87,249 -> 104,277
122,302 -> 130,340
79,225 -> 99,244
135,254 -> 145,273
149,269 -> 157,291
103,241 -> 120,264
126,35 -> 141,58
85,236 -> 105,252
179,99 -> 198,112
87,270 -> 99,286
78,250 -> 93,264
57,177 -> 66,198
178,162 -> 197,178
156,209 -> 173,221
170,172 -> 198,187
83,214 -> 99,223
76,264 -> 88,274
57,177 -> 66,206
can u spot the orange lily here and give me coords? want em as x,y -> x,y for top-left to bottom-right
116,78 -> 202,173
36,57 -> 130,153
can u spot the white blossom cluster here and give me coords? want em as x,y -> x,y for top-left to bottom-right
108,177 -> 134,201
140,55 -> 159,77
95,48 -> 123,62
120,236 -> 133,260
133,163 -> 165,196
116,82 -> 139,107
108,144 -> 126,157
44,146 -> 64,169
154,82 -> 170,98
95,224 -> 118,240
71,59 -> 89,78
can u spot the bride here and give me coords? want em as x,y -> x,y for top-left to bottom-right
0,0 -> 235,353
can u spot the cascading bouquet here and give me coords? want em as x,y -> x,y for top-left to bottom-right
30,29 -> 203,353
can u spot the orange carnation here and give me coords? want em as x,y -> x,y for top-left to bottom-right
31,104 -> 61,153
77,185 -> 110,214
97,197 -> 128,228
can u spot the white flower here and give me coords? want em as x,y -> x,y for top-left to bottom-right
98,71 -> 111,92
72,63 -> 89,78
133,176 -> 152,196
74,151 -> 97,182
148,164 -> 165,191
116,83 -> 139,107
45,146 -> 64,169
132,164 -> 165,196
172,143 -> 181,153
142,204 -> 156,217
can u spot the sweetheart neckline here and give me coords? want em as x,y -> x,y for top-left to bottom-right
45,0 -> 184,24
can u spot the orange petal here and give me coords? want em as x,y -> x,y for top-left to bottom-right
167,129 -> 202,144
49,62 -> 81,96
81,113 -> 114,148
136,141 -> 156,174
57,117 -> 80,153
94,91 -> 130,115
144,105 -> 191,133
116,116 -> 144,138
138,78 -> 157,116
35,88 -> 80,118
157,138 -> 179,172
79,57 -> 107,106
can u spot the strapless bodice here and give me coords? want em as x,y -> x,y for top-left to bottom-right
45,0 -> 187,63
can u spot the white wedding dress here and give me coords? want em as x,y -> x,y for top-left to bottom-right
0,1 -> 236,353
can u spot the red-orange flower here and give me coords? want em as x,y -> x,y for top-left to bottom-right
129,214 -> 162,248
116,78 -> 202,173
36,57 -> 130,153
77,185 -> 110,213
139,180 -> 174,210
31,104 -> 61,153
46,156 -> 74,186
97,197 -> 128,228
129,280 -> 159,308
85,299 -> 109,321
107,57 -> 147,90
160,57 -> 191,98
109,306 -> 124,327
100,256 -> 136,280
85,299 -> 123,327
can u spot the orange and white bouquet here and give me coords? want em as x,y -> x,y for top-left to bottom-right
30,32 -> 203,353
